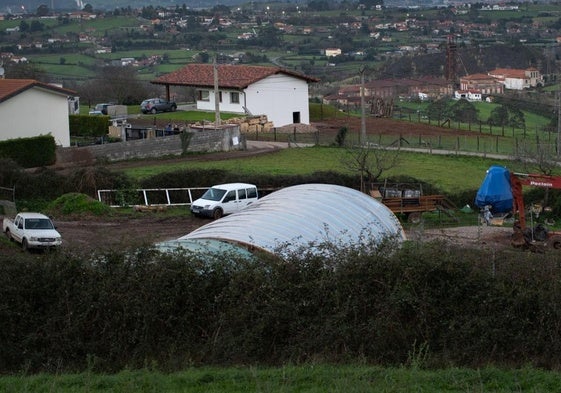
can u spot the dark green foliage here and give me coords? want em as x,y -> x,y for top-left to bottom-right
139,168 -> 232,188
139,169 -> 360,191
450,99 -> 478,123
0,163 -> 133,207
2,242 -> 561,373
0,135 -> 56,168
47,193 -> 112,216
487,105 -> 525,128
0,158 -> 22,187
426,98 -> 450,122
69,115 -> 111,138
335,126 -> 348,147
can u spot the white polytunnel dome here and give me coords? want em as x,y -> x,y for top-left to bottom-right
157,184 -> 406,257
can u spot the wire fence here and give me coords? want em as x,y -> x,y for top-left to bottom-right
245,112 -> 559,158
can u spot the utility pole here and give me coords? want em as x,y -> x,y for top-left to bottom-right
557,82 -> 560,159
359,65 -> 367,145
214,56 -> 221,128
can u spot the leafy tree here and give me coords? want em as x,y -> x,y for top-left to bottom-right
449,99 -> 478,123
426,98 -> 450,122
211,5 -> 230,14
254,25 -> 282,48
83,3 -> 93,13
29,20 -> 44,32
307,0 -> 331,11
487,105 -> 509,126
5,62 -> 47,81
508,106 -> 525,128
36,4 -> 49,16
19,20 -> 29,32
487,105 -> 525,128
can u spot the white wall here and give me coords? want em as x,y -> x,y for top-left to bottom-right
244,74 -> 310,127
196,74 -> 311,127
504,77 -> 526,90
197,89 -> 245,113
0,87 -> 71,147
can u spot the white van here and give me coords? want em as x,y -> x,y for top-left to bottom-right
190,183 -> 258,219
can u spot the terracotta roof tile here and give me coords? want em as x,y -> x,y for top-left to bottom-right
0,79 -> 76,103
151,64 -> 319,89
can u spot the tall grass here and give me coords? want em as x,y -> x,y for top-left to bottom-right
2,365 -> 561,392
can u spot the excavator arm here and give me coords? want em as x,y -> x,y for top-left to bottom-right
509,172 -> 561,250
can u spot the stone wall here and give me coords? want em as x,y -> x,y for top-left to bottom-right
56,124 -> 244,166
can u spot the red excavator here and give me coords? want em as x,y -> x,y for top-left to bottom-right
509,172 -> 561,251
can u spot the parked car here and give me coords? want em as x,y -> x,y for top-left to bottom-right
89,103 -> 114,115
141,98 -> 177,114
3,212 -> 62,251
191,183 -> 259,219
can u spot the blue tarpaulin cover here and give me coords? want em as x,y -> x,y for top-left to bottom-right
474,165 -> 513,213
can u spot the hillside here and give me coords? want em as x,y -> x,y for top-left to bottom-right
378,44 -> 549,79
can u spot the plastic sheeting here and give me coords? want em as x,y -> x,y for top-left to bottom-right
162,184 -> 406,258
475,165 -> 513,213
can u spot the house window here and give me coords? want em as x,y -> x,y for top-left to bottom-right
197,90 -> 210,101
218,91 -> 222,103
230,92 -> 240,104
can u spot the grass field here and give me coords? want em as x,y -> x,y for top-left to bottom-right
2,364 -> 561,392
121,146 -> 511,196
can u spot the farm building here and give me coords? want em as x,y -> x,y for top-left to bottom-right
157,184 -> 406,258
151,64 -> 319,128
0,79 -> 76,147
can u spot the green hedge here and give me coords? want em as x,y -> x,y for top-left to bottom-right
0,242 -> 558,373
0,135 -> 56,168
69,114 -> 110,137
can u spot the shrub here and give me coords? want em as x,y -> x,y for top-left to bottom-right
47,193 -> 112,216
1,241 -> 560,373
0,135 -> 56,168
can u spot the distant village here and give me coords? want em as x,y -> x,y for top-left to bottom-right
0,1 -> 559,112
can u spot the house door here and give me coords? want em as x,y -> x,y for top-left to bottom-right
292,112 -> 301,124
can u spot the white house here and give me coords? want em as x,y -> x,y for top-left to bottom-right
454,90 -> 482,101
487,68 -> 544,90
152,64 -> 318,127
0,79 -> 76,147
324,48 -> 342,57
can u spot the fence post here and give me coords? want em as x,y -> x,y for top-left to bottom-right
477,136 -> 480,151
496,136 -> 499,153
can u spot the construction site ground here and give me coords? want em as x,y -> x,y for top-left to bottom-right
1,117 -> 515,256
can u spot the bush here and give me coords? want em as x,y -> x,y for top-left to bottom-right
1,241 -> 560,373
47,193 -> 112,216
0,135 -> 56,168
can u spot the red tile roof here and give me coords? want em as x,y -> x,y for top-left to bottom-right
0,79 -> 76,104
151,64 -> 319,89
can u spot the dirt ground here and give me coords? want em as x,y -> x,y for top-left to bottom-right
1,212 -> 515,256
1,117 -> 515,255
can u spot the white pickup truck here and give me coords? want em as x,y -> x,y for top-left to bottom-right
3,212 -> 62,250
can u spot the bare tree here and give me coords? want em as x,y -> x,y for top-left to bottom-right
340,143 -> 401,193
513,140 -> 558,207
78,65 -> 152,106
